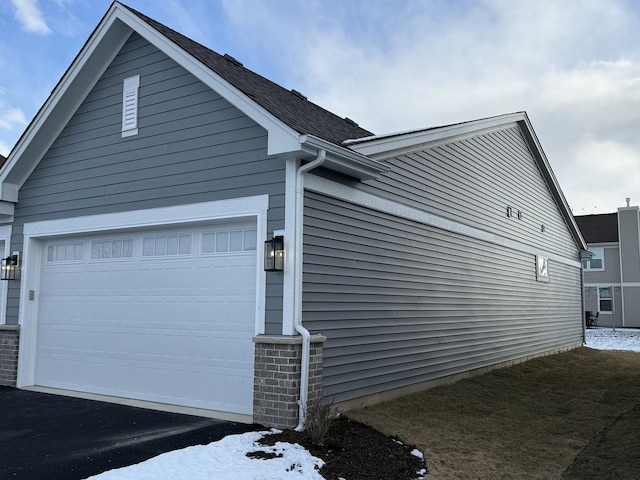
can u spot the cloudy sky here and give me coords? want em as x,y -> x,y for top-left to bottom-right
1,0 -> 639,215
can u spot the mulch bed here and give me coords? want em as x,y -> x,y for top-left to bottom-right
253,416 -> 427,479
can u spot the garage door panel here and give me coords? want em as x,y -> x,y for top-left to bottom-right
34,223 -> 257,415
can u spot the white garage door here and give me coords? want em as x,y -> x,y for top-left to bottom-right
34,222 -> 257,415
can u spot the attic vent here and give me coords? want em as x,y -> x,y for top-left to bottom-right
344,117 -> 359,127
291,89 -> 307,100
223,54 -> 243,67
121,75 -> 140,138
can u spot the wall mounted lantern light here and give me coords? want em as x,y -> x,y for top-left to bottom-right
1,252 -> 19,281
264,236 -> 284,271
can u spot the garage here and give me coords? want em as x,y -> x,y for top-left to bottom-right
31,220 -> 258,415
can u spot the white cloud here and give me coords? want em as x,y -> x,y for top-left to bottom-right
218,0 -> 640,214
11,0 -> 51,34
0,105 -> 27,131
0,140 -> 10,158
563,139 -> 640,214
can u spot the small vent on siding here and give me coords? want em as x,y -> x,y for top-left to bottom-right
121,75 -> 140,138
291,89 -> 307,100
223,54 -> 243,67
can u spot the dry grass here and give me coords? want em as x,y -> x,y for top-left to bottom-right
347,347 -> 640,480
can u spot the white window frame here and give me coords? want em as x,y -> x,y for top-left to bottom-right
583,247 -> 604,271
536,255 -> 549,282
121,75 -> 140,137
597,286 -> 613,314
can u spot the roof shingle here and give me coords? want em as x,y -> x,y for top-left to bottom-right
574,213 -> 618,244
125,5 -> 374,146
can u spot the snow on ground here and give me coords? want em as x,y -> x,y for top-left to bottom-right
85,429 -> 325,480
585,327 -> 640,352
85,329 -> 638,480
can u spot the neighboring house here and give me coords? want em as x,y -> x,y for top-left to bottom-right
575,201 -> 640,328
0,2 -> 588,428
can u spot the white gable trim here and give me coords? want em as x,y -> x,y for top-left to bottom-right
0,2 -> 301,202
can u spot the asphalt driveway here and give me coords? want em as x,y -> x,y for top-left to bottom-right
0,386 -> 259,480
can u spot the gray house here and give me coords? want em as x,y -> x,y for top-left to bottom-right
575,200 -> 640,328
0,2 -> 587,428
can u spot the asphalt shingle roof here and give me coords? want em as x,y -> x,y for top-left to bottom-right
574,213 -> 618,244
125,5 -> 374,146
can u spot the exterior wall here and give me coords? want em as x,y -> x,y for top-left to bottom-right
618,208 -> 640,283
359,125 -> 577,258
7,33 -> 286,333
253,335 -> 325,428
584,285 -> 623,327
303,190 -> 583,403
621,286 -> 640,327
0,326 -> 19,386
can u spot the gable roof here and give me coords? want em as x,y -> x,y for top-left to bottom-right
574,213 -> 618,244
125,5 -> 373,146
348,111 -> 588,251
0,1 -> 384,206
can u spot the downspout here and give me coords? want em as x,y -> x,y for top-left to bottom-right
580,256 -> 586,345
294,149 -> 326,431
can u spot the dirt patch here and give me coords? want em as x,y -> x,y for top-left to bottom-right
562,402 -> 640,479
254,416 -> 426,480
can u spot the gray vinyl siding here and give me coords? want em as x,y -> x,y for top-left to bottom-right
303,192 -> 583,403
622,286 -> 640,327
583,245 -> 620,284
7,33 -> 286,332
360,125 -> 577,259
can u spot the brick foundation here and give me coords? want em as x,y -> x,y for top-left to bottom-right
253,334 -> 325,429
0,325 -> 20,386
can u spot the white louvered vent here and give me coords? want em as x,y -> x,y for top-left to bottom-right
121,75 -> 140,137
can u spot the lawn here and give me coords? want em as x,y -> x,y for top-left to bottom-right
347,346 -> 640,479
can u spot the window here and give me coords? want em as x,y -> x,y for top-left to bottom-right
598,287 -> 613,313
121,75 -> 140,137
536,255 -> 549,282
201,228 -> 257,255
90,238 -> 134,261
142,233 -> 192,258
46,242 -> 84,263
583,247 -> 604,270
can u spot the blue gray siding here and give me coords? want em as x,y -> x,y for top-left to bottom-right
8,33 -> 286,332
303,192 -> 582,402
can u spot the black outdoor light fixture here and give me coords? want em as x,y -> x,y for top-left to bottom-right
264,235 -> 284,271
1,253 -> 19,281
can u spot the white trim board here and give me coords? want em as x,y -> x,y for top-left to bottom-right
305,175 -> 582,269
17,195 -> 269,388
0,224 -> 12,325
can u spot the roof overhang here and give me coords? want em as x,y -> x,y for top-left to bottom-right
299,134 -> 387,181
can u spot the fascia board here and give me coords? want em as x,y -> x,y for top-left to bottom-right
517,114 -> 588,251
114,7 -> 301,156
300,134 -> 388,181
346,112 -> 526,158
0,4 -> 130,197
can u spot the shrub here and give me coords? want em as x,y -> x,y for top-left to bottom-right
304,395 -> 338,446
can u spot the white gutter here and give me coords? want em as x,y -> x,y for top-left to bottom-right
294,149 -> 326,431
